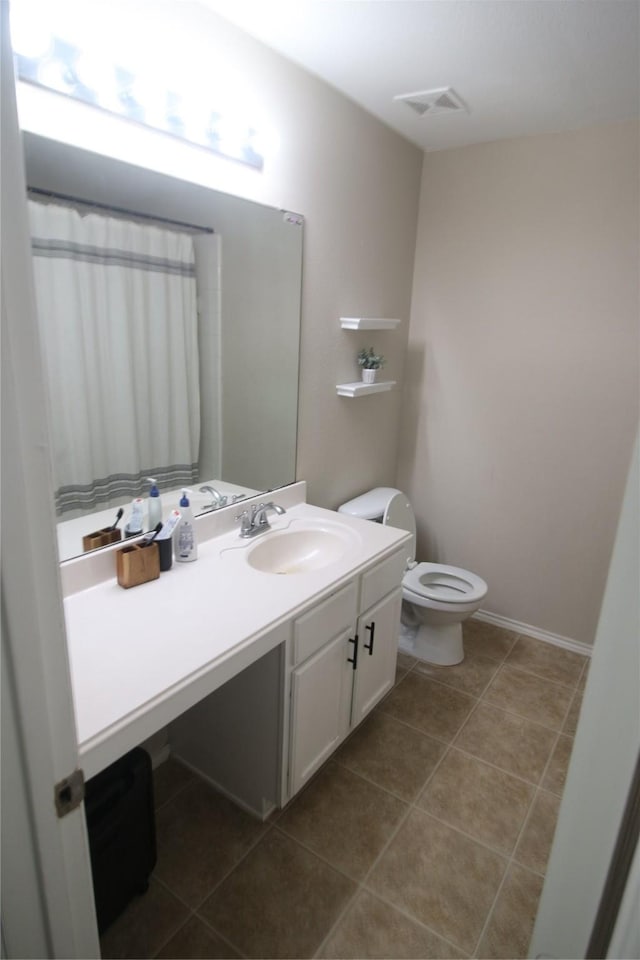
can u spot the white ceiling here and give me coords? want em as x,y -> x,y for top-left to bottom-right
198,0 -> 639,152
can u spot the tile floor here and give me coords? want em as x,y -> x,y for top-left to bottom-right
100,620 -> 589,960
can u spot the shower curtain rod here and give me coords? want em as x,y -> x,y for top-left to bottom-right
27,186 -> 214,234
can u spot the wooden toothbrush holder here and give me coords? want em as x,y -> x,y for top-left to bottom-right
83,527 -> 123,552
116,540 -> 160,589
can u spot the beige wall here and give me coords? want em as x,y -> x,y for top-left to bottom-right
398,120 -> 639,645
17,1 -> 423,510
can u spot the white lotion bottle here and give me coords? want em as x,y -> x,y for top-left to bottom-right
175,489 -> 198,562
125,497 -> 145,537
147,477 -> 163,530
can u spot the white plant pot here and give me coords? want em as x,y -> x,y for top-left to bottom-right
362,368 -> 378,384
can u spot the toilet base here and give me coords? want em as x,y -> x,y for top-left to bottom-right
400,620 -> 464,666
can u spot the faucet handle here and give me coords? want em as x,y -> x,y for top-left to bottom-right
235,509 -> 252,535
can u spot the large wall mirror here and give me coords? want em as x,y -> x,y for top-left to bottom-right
22,133 -> 303,562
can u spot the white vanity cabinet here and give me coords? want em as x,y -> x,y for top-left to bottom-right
351,587 -> 402,726
288,582 -> 358,795
286,546 -> 406,799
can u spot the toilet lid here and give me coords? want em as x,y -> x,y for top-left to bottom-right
383,492 -> 416,566
403,562 -> 488,603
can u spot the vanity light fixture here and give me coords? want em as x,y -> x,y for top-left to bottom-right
12,29 -> 265,170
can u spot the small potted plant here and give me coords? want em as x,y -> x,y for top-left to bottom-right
357,346 -> 385,384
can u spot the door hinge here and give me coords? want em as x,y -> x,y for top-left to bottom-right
54,768 -> 85,818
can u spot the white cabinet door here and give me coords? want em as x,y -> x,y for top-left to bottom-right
351,587 -> 402,727
289,629 -> 353,795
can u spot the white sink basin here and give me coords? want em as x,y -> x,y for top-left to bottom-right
247,527 -> 355,575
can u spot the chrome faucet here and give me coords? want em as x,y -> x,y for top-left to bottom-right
199,485 -> 228,511
236,501 -> 286,538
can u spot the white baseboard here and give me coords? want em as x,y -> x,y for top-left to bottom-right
473,609 -> 593,658
172,754 -> 275,822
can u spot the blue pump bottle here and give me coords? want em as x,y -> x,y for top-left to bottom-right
175,489 -> 197,562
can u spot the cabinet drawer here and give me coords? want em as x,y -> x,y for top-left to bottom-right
294,581 -> 357,665
360,547 -> 407,611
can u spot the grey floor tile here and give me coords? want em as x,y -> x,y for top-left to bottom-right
414,651 -> 500,697
455,702 -> 557,784
100,878 -> 189,960
367,808 -> 507,954
154,779 -> 268,908
318,889 -> 466,959
542,734 -> 574,795
278,761 -> 408,880
563,685 -> 585,735
380,672 -> 476,742
462,621 -> 518,662
335,709 -> 446,801
155,915 -> 241,959
482,664 -> 574,730
476,863 -> 544,958
153,758 -> 196,810
513,788 -> 561,875
418,748 -> 534,855
199,828 -> 356,958
505,635 -> 586,687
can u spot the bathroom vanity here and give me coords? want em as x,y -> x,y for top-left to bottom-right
61,482 -> 411,816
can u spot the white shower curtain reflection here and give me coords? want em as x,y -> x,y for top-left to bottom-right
28,200 -> 201,515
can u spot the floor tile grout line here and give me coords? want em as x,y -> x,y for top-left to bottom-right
153,769 -> 198,814
192,908 -> 252,959
310,881 -> 363,958
149,909 -> 197,960
146,635 -> 572,959
469,850 -> 513,958
152,872 -> 199,912
316,745 -> 510,956
144,877 -> 198,959
394,667 -> 480,705
330,751 -> 441,806
412,800 -> 534,867
313,741 -> 477,958
505,634 -> 587,690
460,689 -> 577,737
152,827 -> 277,960
471,787 -> 552,959
311,798 -> 418,960
357,884 -> 472,959
470,709 -> 570,958
487,658 -> 585,694
196,820 -> 278,907
446,741 -> 550,791
392,659 -> 578,737
376,702 -> 470,748
151,871 -> 255,960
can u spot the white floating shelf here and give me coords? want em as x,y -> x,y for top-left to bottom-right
336,380 -> 397,397
340,317 -> 401,331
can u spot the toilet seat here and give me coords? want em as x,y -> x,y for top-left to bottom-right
403,562 -> 487,604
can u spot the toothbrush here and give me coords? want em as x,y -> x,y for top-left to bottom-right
108,507 -> 124,531
142,522 -> 164,545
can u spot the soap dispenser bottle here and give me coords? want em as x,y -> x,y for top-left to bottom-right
147,477 -> 163,530
175,489 -> 198,562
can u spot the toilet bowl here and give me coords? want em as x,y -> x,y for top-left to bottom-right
338,488 -> 488,666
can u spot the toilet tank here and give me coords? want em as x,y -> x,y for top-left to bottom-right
338,487 -> 402,521
339,488 -> 417,569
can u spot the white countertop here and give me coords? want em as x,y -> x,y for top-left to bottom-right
62,484 -> 411,777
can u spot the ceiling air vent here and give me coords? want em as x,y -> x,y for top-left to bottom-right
394,87 -> 467,118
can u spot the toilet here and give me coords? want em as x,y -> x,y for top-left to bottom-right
338,488 -> 488,666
